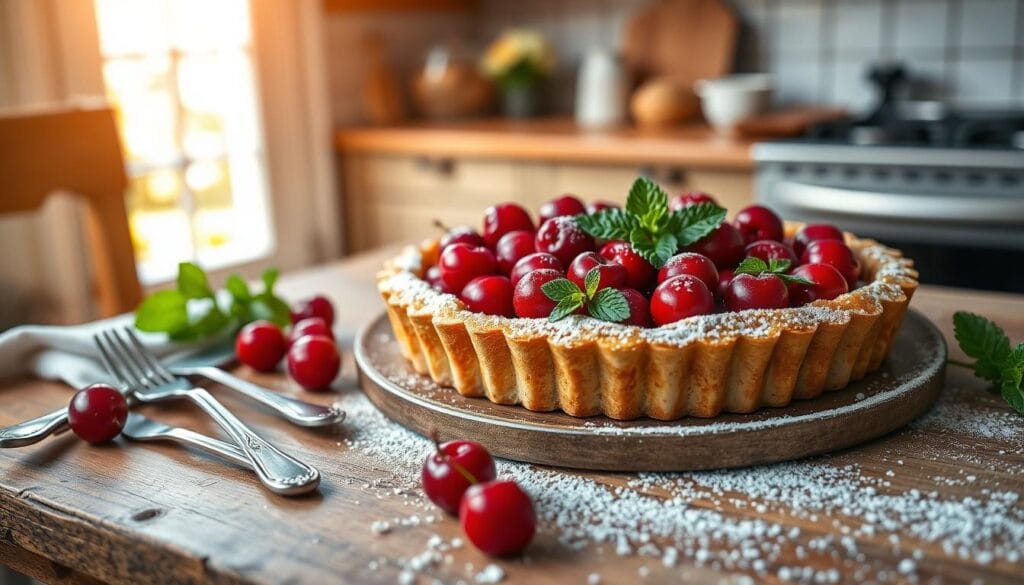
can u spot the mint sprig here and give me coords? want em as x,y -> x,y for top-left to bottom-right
734,257 -> 815,286
575,177 -> 725,268
540,267 -> 630,323
134,262 -> 290,341
952,311 -> 1024,414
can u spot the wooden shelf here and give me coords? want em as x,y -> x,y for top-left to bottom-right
334,117 -> 756,170
322,0 -> 477,12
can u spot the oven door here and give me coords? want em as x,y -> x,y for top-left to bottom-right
760,181 -> 1024,292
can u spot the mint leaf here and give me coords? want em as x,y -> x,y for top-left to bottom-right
541,278 -> 582,303
776,273 -> 816,286
584,267 -> 601,298
653,233 -> 678,266
251,293 -> 292,327
548,295 -> 584,322
262,268 -> 280,293
1001,345 -> 1024,414
576,208 -> 636,241
226,274 -> 251,301
768,258 -> 792,273
954,311 -> 1011,383
669,203 -> 727,246
626,177 -> 668,231
134,290 -> 189,333
178,262 -> 213,299
587,288 -> 630,323
734,255 -> 813,286
735,257 -> 769,276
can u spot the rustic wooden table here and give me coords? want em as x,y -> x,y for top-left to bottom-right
1,247 -> 1022,585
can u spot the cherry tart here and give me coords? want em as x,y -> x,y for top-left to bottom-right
380,217 -> 917,421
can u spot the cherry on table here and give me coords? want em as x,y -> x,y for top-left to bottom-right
286,334 -> 341,391
658,252 -> 719,292
789,263 -> 849,306
801,239 -> 860,287
619,288 -> 652,327
509,252 -> 563,287
459,479 -> 536,556
289,317 -> 333,348
724,273 -> 789,311
513,269 -> 564,318
599,240 -> 655,292
67,384 -> 128,445
483,203 -> 535,248
291,295 -> 335,327
538,195 -> 587,223
668,191 -> 718,211
461,276 -> 515,317
744,240 -> 799,268
650,275 -> 715,326
534,216 -> 596,267
684,222 -> 745,269
439,243 -> 498,294
792,223 -> 844,256
495,230 -> 537,274
422,438 -> 496,515
568,252 -> 627,293
236,321 -> 287,372
733,205 -> 784,244
440,226 -> 486,252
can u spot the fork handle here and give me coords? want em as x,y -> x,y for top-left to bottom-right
0,408 -> 70,448
189,366 -> 345,427
185,388 -> 320,495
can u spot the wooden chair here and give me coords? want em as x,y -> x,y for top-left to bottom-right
0,104 -> 142,317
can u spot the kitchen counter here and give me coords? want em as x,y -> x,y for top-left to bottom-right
1,246 -> 1023,584
334,117 -> 757,170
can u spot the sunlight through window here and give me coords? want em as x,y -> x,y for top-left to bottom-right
94,0 -> 274,284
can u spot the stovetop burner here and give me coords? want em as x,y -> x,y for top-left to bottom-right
805,110 -> 1024,149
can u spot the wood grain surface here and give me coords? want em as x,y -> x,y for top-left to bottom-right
1,246 -> 1022,585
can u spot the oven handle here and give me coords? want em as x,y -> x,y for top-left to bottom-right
769,181 -> 1024,225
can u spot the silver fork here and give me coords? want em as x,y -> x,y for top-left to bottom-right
96,328 -> 320,496
122,413 -> 249,468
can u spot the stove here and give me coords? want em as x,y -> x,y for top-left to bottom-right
753,64 -> 1024,292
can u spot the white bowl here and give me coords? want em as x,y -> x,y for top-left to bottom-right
695,74 -> 772,132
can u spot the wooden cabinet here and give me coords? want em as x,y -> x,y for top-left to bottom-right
341,154 -> 754,252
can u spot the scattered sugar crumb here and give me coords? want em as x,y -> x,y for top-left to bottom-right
474,564 -> 505,583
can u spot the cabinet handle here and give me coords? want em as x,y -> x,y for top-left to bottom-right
415,157 -> 455,176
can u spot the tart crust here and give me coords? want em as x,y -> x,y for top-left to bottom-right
377,224 -> 918,420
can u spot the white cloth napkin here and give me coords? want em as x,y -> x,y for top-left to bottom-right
0,313 -> 201,390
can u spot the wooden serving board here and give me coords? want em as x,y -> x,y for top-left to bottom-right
355,309 -> 946,471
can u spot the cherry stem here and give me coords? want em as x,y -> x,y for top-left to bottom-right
432,219 -> 449,232
430,429 -> 478,485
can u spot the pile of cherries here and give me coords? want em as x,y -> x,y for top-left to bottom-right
235,295 -> 342,391
421,437 -> 536,556
428,193 -> 859,326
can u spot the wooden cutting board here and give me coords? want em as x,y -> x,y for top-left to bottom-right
622,0 -> 738,87
355,309 -> 946,472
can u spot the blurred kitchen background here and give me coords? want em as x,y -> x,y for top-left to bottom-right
1,0 -> 1022,333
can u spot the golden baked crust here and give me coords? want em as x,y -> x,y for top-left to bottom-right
377,224 -> 918,420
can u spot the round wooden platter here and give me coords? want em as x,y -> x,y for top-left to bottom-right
354,309 -> 946,471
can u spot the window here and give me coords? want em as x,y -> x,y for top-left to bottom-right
94,0 -> 274,284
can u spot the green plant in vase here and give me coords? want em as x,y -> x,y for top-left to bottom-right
481,29 -> 554,118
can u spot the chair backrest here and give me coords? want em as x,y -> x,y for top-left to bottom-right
0,104 -> 142,317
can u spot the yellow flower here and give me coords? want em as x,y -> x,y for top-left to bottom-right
481,29 -> 554,80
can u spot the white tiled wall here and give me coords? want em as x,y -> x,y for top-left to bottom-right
324,0 -> 1024,123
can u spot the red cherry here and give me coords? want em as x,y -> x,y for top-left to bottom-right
568,252 -> 627,292
668,191 -> 718,211
67,384 -> 128,444
684,222 -> 745,269
734,205 -> 784,244
792,223 -> 844,256
789,263 -> 849,306
619,288 -> 652,327
658,252 -> 719,291
513,269 -> 563,318
440,226 -> 486,252
495,230 -> 537,274
459,480 -> 536,556
724,273 -> 789,311
483,203 -> 535,248
509,252 -> 563,287
461,276 -> 515,317
286,335 -> 341,391
649,275 -> 715,326
289,317 -> 334,348
534,216 -> 596,267
425,265 -> 452,293
422,439 -> 497,515
291,295 -> 335,327
236,321 -> 287,372
586,200 -> 619,214
598,240 -> 655,291
801,240 -> 861,287
439,243 -> 498,294
539,195 -> 587,223
744,240 -> 799,268
717,268 -> 735,298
